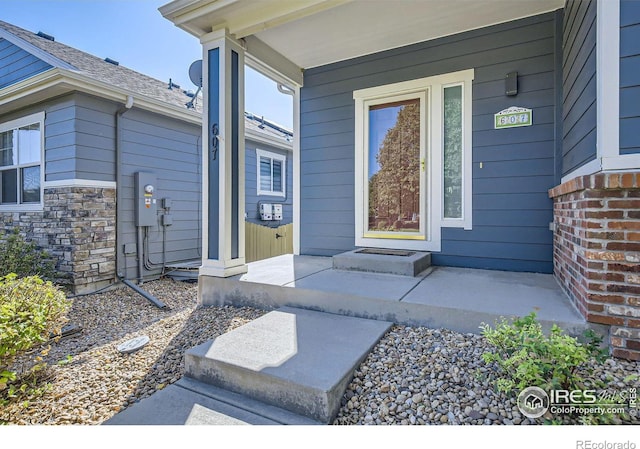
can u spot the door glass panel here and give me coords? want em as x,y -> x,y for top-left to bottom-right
367,98 -> 421,233
443,86 -> 463,219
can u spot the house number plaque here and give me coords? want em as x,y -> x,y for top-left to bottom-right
494,106 -> 532,129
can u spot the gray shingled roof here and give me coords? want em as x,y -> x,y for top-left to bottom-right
0,20 -> 201,113
0,20 -> 293,144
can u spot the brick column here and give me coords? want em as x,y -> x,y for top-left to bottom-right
549,172 -> 640,360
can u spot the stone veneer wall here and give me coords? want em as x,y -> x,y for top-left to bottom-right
549,172 -> 640,361
0,186 -> 116,294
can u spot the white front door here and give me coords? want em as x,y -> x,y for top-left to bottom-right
354,69 -> 475,252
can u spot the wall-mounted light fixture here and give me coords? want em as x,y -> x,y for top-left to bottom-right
505,71 -> 518,96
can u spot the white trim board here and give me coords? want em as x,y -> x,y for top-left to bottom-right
596,0 -> 620,160
560,158 -> 602,184
43,179 -> 117,189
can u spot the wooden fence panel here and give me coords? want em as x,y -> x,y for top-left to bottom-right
245,222 -> 293,263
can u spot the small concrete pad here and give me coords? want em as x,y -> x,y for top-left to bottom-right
238,254 -> 333,286
290,268 -> 421,300
333,249 -> 431,276
185,306 -> 392,423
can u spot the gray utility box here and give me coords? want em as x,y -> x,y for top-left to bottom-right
135,172 -> 157,227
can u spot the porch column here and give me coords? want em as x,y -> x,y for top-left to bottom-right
200,30 -> 247,277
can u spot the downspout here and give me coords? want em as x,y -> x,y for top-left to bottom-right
277,83 -> 294,96
115,95 -> 134,281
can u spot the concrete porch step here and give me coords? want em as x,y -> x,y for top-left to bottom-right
184,306 -> 392,424
332,248 -> 431,276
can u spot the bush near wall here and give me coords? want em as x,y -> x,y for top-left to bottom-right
0,229 -> 57,281
0,274 -> 71,403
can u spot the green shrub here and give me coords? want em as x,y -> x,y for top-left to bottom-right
0,229 -> 57,281
0,274 -> 71,400
480,312 -> 605,394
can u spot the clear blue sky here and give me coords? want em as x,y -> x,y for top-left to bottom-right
1,0 -> 293,129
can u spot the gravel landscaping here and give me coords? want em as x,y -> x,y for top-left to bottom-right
2,278 -> 638,425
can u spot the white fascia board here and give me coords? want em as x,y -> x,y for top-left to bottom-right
159,0 -> 212,20
160,0 -> 348,44
161,0 -> 237,29
0,28 -> 78,72
229,0 -> 350,39
0,68 -> 65,107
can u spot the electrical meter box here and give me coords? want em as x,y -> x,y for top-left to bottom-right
259,203 -> 273,221
135,172 -> 157,226
272,204 -> 283,221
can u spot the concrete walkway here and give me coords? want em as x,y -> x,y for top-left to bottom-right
106,306 -> 392,425
107,255 -> 603,426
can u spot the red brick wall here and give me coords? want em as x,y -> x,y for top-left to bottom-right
550,172 -> 640,360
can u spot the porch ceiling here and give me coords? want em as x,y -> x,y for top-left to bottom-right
160,0 -> 563,70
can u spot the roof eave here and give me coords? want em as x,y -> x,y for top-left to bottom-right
0,68 -> 201,125
159,0 -> 350,39
245,127 -> 292,151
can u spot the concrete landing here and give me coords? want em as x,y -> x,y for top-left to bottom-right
105,377 -> 322,425
199,254 -> 606,338
184,306 -> 392,424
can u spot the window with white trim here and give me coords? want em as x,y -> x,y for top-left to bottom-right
353,69 -> 473,251
256,149 -> 286,197
0,112 -> 44,209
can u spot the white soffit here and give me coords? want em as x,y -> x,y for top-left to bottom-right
255,0 -> 564,69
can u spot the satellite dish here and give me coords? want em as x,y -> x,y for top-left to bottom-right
189,60 -> 203,87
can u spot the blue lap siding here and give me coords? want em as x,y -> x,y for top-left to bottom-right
0,38 -> 51,89
562,0 -> 597,174
300,11 -> 563,272
620,0 -> 640,155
